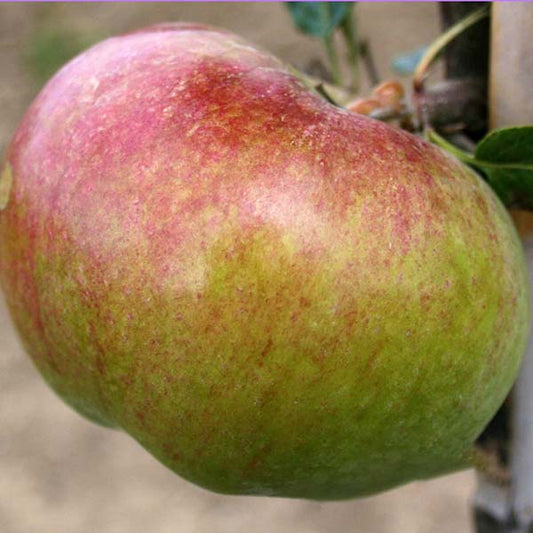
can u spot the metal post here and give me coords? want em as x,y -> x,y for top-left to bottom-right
488,3 -> 533,532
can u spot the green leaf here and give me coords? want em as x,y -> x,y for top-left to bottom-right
474,126 -> 533,210
285,2 -> 353,39
427,127 -> 533,211
475,127 -> 533,164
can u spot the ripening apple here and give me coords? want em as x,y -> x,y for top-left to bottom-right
0,23 -> 529,500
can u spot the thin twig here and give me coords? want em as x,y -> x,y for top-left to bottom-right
413,6 -> 489,92
412,6 -> 489,130
359,40 -> 380,87
339,11 -> 359,92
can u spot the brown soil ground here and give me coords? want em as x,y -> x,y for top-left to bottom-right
0,3 -> 475,532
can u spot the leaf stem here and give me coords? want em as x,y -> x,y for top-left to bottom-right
427,129 -> 477,163
428,129 -> 533,172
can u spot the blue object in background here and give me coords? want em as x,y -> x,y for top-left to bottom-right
392,46 -> 428,76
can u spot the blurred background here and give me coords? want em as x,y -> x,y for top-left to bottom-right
0,3 -> 476,532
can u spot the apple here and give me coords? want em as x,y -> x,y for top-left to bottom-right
0,23 -> 529,500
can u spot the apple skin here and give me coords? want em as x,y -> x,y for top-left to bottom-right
0,24 -> 529,500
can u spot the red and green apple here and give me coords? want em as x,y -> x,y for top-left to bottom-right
0,23 -> 529,499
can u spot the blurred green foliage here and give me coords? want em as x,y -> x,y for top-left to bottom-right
285,2 -> 353,39
285,2 -> 359,89
26,27 -> 97,84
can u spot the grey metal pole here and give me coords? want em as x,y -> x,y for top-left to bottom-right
487,3 -> 533,532
512,234 -> 533,531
